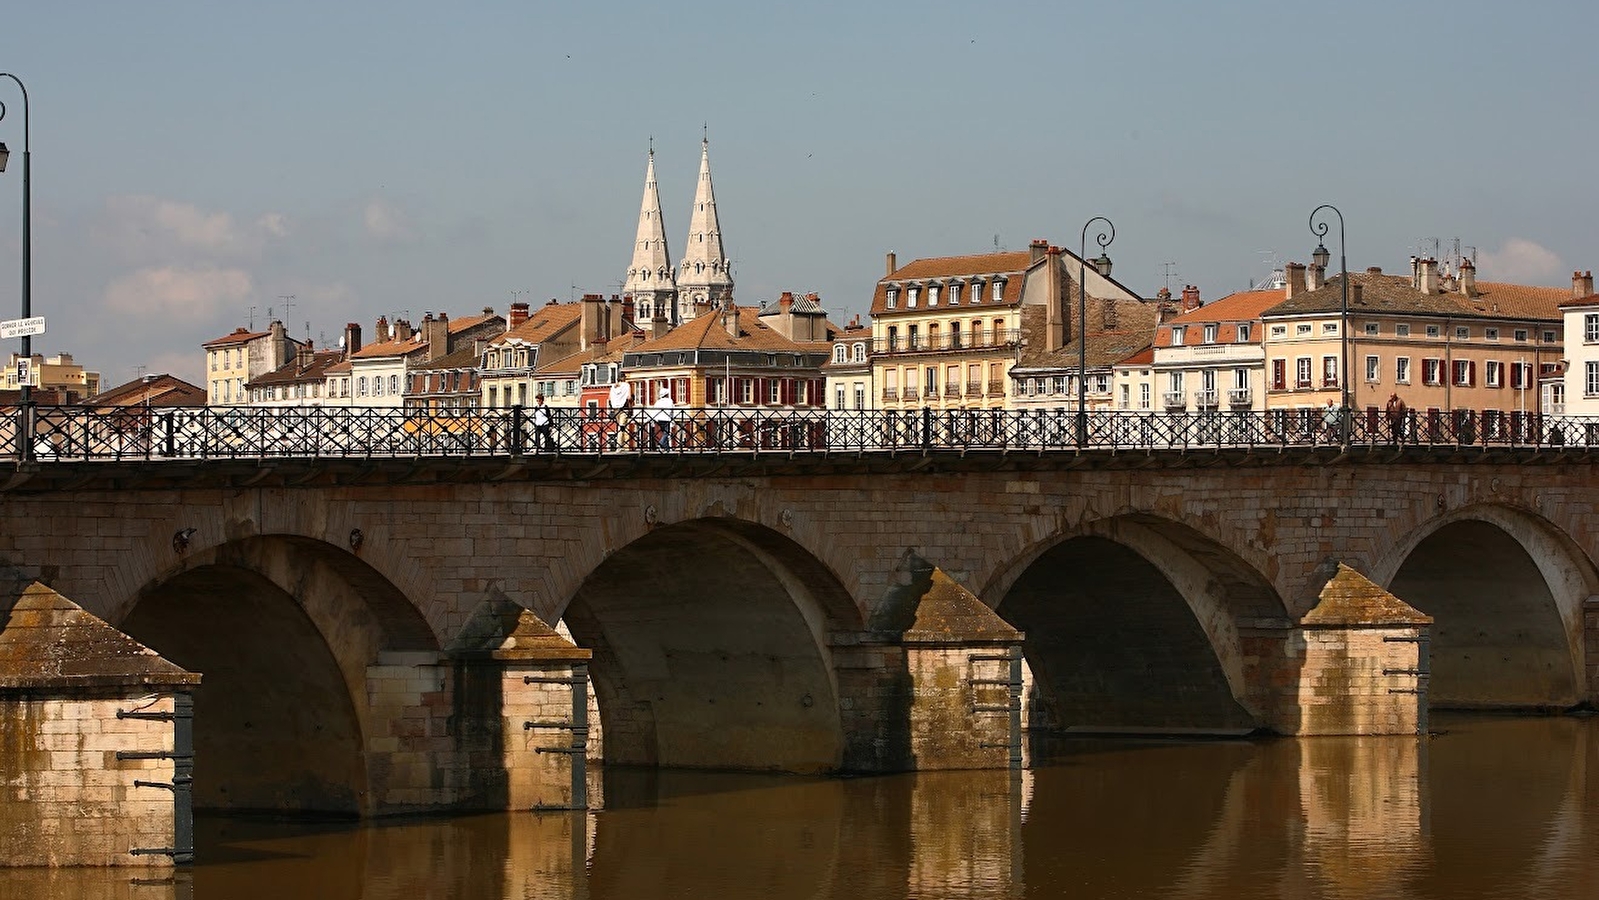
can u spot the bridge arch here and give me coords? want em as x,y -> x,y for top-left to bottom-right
1373,504 -> 1597,708
118,534 -> 437,815
984,513 -> 1289,733
555,517 -> 863,773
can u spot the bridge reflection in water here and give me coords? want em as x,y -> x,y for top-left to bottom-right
6,714 -> 1597,900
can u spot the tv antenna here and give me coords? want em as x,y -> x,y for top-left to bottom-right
1159,262 -> 1181,292
247,305 -> 257,330
278,294 -> 296,328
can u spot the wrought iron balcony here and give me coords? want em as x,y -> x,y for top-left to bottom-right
1163,391 -> 1187,409
874,329 -> 1021,354
1228,387 -> 1253,406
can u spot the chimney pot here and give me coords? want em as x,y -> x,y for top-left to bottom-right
508,302 -> 531,328
1575,270 -> 1596,298
1284,262 -> 1307,300
886,252 -> 897,277
1366,267 -> 1383,275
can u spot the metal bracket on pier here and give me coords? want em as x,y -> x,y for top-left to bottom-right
966,647 -> 1024,769
522,663 -> 591,810
116,693 -> 195,865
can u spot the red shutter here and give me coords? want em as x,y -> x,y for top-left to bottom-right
781,378 -> 794,406
1468,361 -> 1477,387
755,378 -> 767,406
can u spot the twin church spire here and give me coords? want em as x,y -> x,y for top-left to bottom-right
622,137 -> 733,325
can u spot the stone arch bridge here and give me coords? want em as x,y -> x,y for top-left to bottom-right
3,446 -> 1597,821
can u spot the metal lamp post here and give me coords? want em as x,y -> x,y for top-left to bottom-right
1309,204 -> 1348,444
1077,217 -> 1115,445
0,73 -> 30,459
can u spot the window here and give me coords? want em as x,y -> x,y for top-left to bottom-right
1271,359 -> 1287,390
1271,325 -> 1286,338
1233,367 -> 1249,390
949,321 -> 963,348
768,380 -> 781,404
1486,327 -> 1500,341
1237,324 -> 1251,342
853,343 -> 865,362
1322,356 -> 1339,388
886,289 -> 898,309
358,376 -> 369,397
907,287 -> 920,308
1422,358 -> 1442,385
1396,323 -> 1411,337
1514,328 -> 1529,341
1455,326 -> 1470,340
389,374 -> 399,394
908,324 -> 920,349
1091,374 -> 1109,393
927,285 -> 940,307
1296,357 -> 1312,388
210,352 -> 217,371
1171,326 -> 1186,346
948,284 -> 961,306
1364,322 -> 1380,336
740,379 -> 754,403
1453,360 -> 1473,386
1139,383 -> 1151,409
1427,325 -> 1441,338
1544,330 -> 1557,343
1396,357 -> 1411,384
1486,360 -> 1502,387
992,280 -> 1004,302
927,323 -> 940,348
887,326 -> 899,350
1052,375 -> 1067,394
1365,355 -> 1380,382
487,385 -> 497,407
834,345 -> 846,364
924,368 -> 937,397
1587,362 -> 1599,397
1203,324 -> 1217,344
1120,384 -> 1130,408
853,384 -> 865,409
1168,371 -> 1184,393
1296,323 -> 1312,336
1322,322 -> 1339,335
1511,362 -> 1533,389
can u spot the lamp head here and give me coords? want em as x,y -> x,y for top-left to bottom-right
1312,242 -> 1331,270
1092,253 -> 1113,279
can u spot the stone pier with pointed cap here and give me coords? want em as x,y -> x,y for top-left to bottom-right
0,582 -> 199,867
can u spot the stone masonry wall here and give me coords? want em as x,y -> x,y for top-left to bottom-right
363,653 -> 460,811
0,693 -> 177,867
1266,626 -> 1429,736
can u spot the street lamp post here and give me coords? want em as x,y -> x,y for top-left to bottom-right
0,73 -> 30,459
1309,204 -> 1348,445
1077,216 -> 1115,446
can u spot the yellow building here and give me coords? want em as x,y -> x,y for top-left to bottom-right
202,321 -> 300,406
3,351 -> 100,402
870,240 -> 1147,411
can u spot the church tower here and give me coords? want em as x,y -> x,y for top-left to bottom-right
622,147 -> 676,324
676,136 -> 734,321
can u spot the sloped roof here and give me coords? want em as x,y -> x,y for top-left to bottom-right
872,251 -> 1031,315
247,350 -> 346,387
1301,563 -> 1432,627
1265,272 -> 1565,322
1167,289 -> 1283,325
413,344 -> 481,372
89,374 -> 207,408
349,335 -> 430,360
202,327 -> 271,349
489,302 -> 582,347
629,307 -> 812,353
1014,301 -> 1159,372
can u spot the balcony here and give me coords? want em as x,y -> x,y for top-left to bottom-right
945,382 -> 962,397
1195,390 -> 1220,409
987,380 -> 1005,395
1228,387 -> 1253,406
1321,377 -> 1340,389
873,329 -> 1022,355
1163,391 -> 1187,409
903,387 -> 920,401
967,381 -> 983,396
882,387 -> 899,401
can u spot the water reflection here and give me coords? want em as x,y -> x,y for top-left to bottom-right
6,715 -> 1599,899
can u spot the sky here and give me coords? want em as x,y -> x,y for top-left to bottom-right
0,1 -> 1596,388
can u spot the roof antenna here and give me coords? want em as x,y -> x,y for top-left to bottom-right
993,234 -> 1000,252
248,305 -> 257,329
1160,262 -> 1181,292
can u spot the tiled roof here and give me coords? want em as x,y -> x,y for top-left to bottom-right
413,344 -> 481,371
1558,293 -> 1599,309
1014,304 -> 1157,371
89,374 -> 207,408
1264,272 -> 1566,322
202,327 -> 271,348
757,294 -> 827,316
324,360 -> 351,375
1166,289 -> 1283,325
447,312 -> 499,334
349,335 -> 430,360
248,350 -> 346,386
489,303 -> 582,346
1116,347 -> 1154,367
872,251 -> 1030,315
629,307 -> 812,353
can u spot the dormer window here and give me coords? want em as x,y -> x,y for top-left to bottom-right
927,284 -> 940,307
853,342 -> 866,362
1172,326 -> 1186,346
948,284 -> 961,306
833,344 -> 847,364
886,288 -> 899,309
1202,324 -> 1217,344
992,279 -> 1005,302
908,286 -> 920,308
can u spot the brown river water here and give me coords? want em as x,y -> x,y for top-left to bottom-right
6,713 -> 1598,899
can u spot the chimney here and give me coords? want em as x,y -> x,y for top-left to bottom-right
1574,270 -> 1595,299
375,315 -> 391,343
1156,286 -> 1172,301
886,252 -> 897,277
296,342 -> 313,369
621,296 -> 636,328
1410,255 -> 1421,287
721,303 -> 740,338
342,322 -> 362,356
1459,257 -> 1477,296
1352,283 -> 1365,305
581,293 -> 606,350
650,312 -> 670,340
1284,262 -> 1307,299
1418,258 -> 1439,294
779,291 -> 794,312
1307,264 -> 1324,291
423,313 -> 449,361
1181,284 -> 1202,312
1030,238 -> 1049,264
508,302 -> 530,329
1043,245 -> 1066,350
395,319 -> 416,342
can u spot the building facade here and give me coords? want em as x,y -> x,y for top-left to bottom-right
202,321 -> 300,406
3,352 -> 101,402
1145,286 -> 1276,413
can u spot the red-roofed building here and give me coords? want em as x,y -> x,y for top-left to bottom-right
201,321 -> 302,406
1134,285 -> 1278,413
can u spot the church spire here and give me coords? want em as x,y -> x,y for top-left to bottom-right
622,146 -> 676,323
677,135 -> 733,321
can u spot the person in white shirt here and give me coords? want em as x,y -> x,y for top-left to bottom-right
649,390 -> 675,450
533,393 -> 554,451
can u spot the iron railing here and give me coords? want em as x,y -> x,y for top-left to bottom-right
0,404 -> 1593,462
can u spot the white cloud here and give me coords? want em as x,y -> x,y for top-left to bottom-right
103,266 -> 253,317
1477,238 -> 1563,284
95,195 -> 288,261
363,197 -> 416,244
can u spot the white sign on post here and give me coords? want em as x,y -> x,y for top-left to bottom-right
14,357 -> 30,387
0,316 -> 46,339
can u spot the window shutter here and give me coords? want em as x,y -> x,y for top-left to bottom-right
1469,361 -> 1477,386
